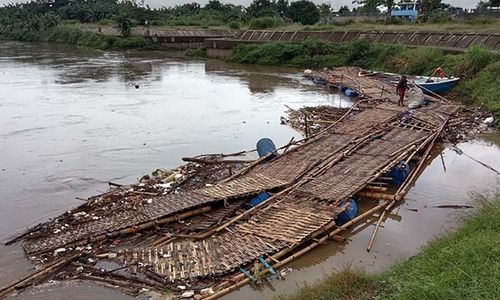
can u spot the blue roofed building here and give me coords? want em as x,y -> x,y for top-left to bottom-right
391,1 -> 419,21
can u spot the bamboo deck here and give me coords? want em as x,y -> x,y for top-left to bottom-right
114,107 -> 439,283
118,198 -> 341,281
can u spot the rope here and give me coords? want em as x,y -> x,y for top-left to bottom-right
452,146 -> 500,176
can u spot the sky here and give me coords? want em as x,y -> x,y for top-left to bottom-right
0,0 -> 482,10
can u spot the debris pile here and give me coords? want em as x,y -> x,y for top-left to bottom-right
281,105 -> 350,135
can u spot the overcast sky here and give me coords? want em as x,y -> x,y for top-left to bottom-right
0,0 -> 481,10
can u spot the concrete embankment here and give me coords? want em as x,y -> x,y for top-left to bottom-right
205,30 -> 500,59
79,24 -> 237,49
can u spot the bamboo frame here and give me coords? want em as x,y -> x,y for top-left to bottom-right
0,253 -> 81,298
204,202 -> 389,300
30,206 -> 212,255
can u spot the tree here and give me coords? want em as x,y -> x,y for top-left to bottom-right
354,0 -> 393,17
276,0 -> 289,17
317,3 -> 332,21
338,5 -> 350,14
286,0 -> 320,25
477,1 -> 489,9
420,0 -> 442,14
247,0 -> 277,18
204,0 -> 223,12
113,12 -> 133,37
354,0 -> 382,13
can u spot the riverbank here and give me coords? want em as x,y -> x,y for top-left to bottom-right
0,25 -> 156,51
230,40 -> 500,116
275,191 -> 500,300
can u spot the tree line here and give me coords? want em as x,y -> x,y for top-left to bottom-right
0,0 -> 326,29
0,0 -> 491,39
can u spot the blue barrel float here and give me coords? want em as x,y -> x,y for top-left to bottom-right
256,138 -> 277,158
335,198 -> 359,226
388,161 -> 411,186
243,192 -> 270,209
344,88 -> 359,98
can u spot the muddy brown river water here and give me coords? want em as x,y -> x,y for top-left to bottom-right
0,41 -> 499,300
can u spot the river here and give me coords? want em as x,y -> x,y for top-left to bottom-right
0,41 -> 498,300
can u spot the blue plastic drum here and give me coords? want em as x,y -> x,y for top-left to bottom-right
335,198 -> 359,226
256,138 -> 277,158
344,88 -> 359,97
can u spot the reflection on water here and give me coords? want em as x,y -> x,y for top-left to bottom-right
0,41 -> 499,300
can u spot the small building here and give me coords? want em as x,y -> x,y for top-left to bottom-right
391,1 -> 419,21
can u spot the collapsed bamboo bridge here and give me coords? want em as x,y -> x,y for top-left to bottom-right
1,67 -> 463,299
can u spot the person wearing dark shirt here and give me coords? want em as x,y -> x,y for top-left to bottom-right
396,76 -> 408,107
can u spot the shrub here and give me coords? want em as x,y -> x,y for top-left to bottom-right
248,17 -> 283,29
228,21 -> 240,29
110,37 -> 153,49
455,60 -> 500,115
185,47 -> 206,57
456,46 -> 498,79
385,47 -> 444,75
429,10 -> 450,23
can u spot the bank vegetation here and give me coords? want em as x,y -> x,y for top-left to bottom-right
231,40 -> 500,115
275,191 -> 500,300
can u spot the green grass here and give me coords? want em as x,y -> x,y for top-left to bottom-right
274,269 -> 380,300
185,47 -> 206,57
0,25 -> 155,50
275,192 -> 500,300
248,17 -> 284,29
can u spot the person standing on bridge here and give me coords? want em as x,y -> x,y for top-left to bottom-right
396,76 -> 408,107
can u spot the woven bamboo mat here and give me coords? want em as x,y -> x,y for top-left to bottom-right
118,199 -> 341,281
297,126 -> 432,203
23,191 -> 214,254
252,133 -> 355,182
199,172 -> 288,199
413,104 -> 461,127
236,199 -> 341,243
118,232 -> 289,281
334,105 -> 401,134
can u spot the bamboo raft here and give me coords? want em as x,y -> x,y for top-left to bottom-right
114,107 -> 437,283
3,66 -> 465,299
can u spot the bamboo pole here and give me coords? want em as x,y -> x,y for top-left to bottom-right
78,275 -> 155,291
203,202 -> 388,300
357,191 -> 400,201
181,157 -> 251,164
220,152 -> 274,183
32,206 -> 212,255
396,116 -> 449,198
0,252 -> 81,299
366,200 -> 396,252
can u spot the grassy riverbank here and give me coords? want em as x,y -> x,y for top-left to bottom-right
0,25 -> 155,50
231,40 -> 500,115
276,192 -> 500,300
